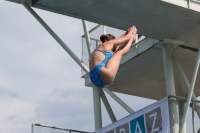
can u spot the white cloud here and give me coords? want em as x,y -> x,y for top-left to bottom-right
34,87 -> 94,131
0,1 -> 91,133
0,91 -> 36,133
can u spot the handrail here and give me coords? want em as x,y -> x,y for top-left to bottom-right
81,24 -> 101,37
32,123 -> 93,133
168,95 -> 200,103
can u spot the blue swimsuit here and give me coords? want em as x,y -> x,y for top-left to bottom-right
89,49 -> 114,87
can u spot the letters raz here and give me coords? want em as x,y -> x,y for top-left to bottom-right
105,107 -> 162,133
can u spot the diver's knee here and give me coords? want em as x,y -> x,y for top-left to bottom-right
116,50 -> 127,56
101,72 -> 114,85
115,50 -> 123,55
103,78 -> 114,85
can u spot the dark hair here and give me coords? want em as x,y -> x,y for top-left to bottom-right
100,34 -> 115,43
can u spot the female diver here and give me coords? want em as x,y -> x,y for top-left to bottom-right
89,26 -> 137,87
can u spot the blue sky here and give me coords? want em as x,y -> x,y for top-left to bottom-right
0,1 -> 157,133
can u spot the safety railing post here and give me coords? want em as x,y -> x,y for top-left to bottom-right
103,26 -> 106,34
177,101 -> 186,133
192,101 -> 196,133
31,123 -> 34,133
82,20 -> 92,55
187,0 -> 191,8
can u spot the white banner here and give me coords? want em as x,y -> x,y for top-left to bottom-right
96,97 -> 170,133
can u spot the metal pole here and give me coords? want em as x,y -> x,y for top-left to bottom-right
178,101 -> 186,133
82,20 -> 92,55
162,43 -> 179,133
82,21 -> 103,129
171,48 -> 200,118
103,25 -> 106,34
135,34 -> 138,43
187,0 -> 191,8
100,89 -> 117,123
102,87 -> 134,114
180,47 -> 200,133
82,20 -> 103,130
31,123 -> 34,133
93,86 -> 102,130
22,2 -> 89,73
96,40 -> 98,48
192,101 -> 196,133
162,44 -> 176,95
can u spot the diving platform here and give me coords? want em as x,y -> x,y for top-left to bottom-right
84,36 -> 200,100
7,0 -> 200,100
7,0 -> 200,49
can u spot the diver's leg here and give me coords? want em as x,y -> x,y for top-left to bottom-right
100,38 -> 135,85
100,51 -> 123,85
116,37 -> 134,56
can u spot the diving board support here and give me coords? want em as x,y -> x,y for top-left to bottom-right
82,20 -> 105,129
179,47 -> 200,133
100,89 -> 117,123
162,43 -> 179,133
21,2 -> 89,73
162,44 -> 176,95
82,20 -> 92,55
93,86 -> 102,130
171,48 -> 200,118
102,87 -> 134,114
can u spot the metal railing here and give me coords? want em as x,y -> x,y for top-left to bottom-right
192,0 -> 200,3
31,123 -> 93,133
168,95 -> 200,133
81,37 -> 101,76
